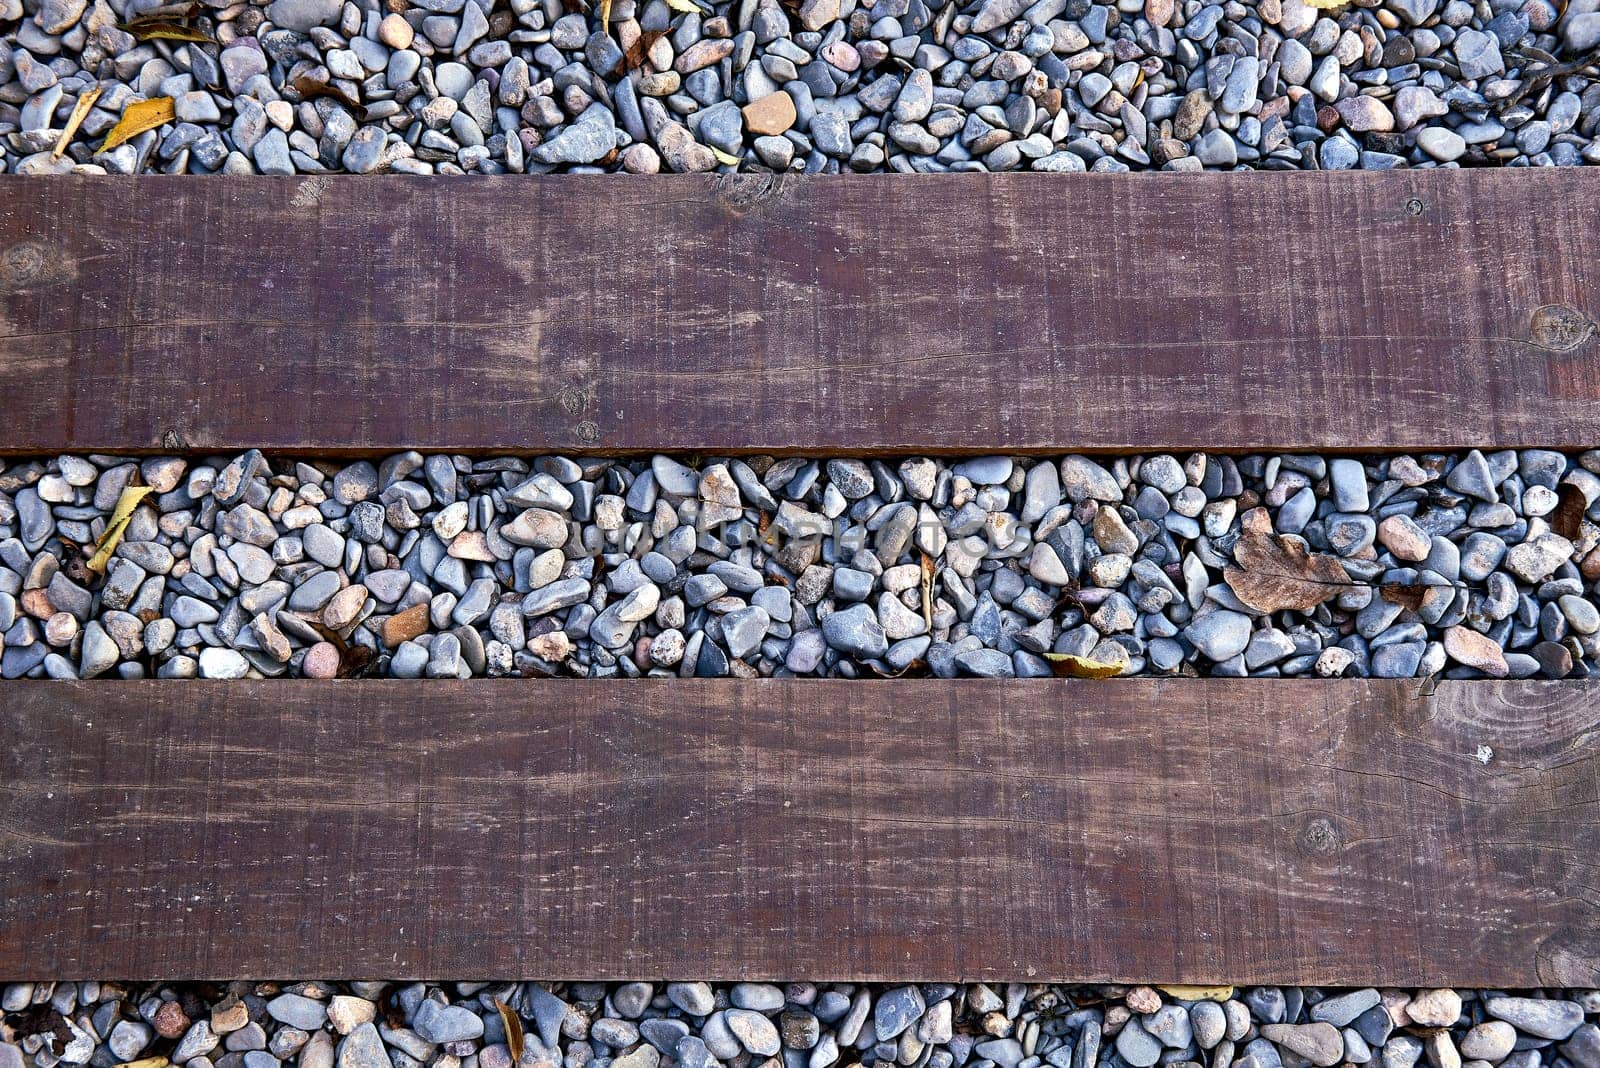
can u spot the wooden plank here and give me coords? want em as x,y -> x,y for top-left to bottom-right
1,171 -> 1599,455
1,677 -> 1595,983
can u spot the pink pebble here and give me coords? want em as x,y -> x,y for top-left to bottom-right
303,641 -> 342,679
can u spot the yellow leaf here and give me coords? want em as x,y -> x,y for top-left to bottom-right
1157,986 -> 1235,1002
665,0 -> 699,12
710,146 -> 741,165
494,1000 -> 524,1064
87,485 -> 154,574
600,0 -> 613,34
1302,0 -> 1346,8
1043,652 -> 1124,679
116,1058 -> 171,1068
99,97 -> 176,153
53,86 -> 102,160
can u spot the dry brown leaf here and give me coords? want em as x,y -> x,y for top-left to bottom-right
100,97 -> 176,152
119,19 -> 214,41
1380,582 -> 1429,612
862,659 -> 928,678
87,485 -> 153,573
53,86 -> 102,160
1223,528 -> 1350,613
305,618 -> 377,677
624,28 -> 666,69
494,1001 -> 524,1064
292,75 -> 369,119
1552,482 -> 1587,541
1044,653 -> 1124,679
6,1005 -> 74,1056
919,551 -> 935,629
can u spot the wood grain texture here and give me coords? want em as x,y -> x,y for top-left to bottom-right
1,678 -> 1595,983
2,171 -> 1600,455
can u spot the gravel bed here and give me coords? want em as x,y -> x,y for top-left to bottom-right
4,981 -> 1599,1068
1,0 -> 1598,174
3,450 -> 1600,680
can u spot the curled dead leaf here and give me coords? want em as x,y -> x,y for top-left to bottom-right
100,97 -> 176,153
291,75 -> 369,120
919,552 -> 935,630
87,485 -> 154,573
118,19 -> 215,41
1552,482 -> 1587,541
494,1001 -> 524,1064
305,618 -> 378,677
1223,519 -> 1350,613
53,86 -> 102,160
862,659 -> 928,678
1044,652 -> 1124,679
5,1005 -> 74,1056
624,28 -> 667,70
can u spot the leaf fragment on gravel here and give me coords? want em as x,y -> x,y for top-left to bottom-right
292,76 -> 369,120
665,0 -> 700,13
1379,583 -> 1429,612
87,485 -> 153,574
919,551 -> 935,629
53,86 -> 102,160
1044,653 -> 1125,679
1552,482 -> 1587,541
494,1000 -> 524,1064
116,1058 -> 172,1068
119,19 -> 214,41
1157,986 -> 1235,1002
99,97 -> 176,153
624,28 -> 667,70
1222,506 -> 1350,613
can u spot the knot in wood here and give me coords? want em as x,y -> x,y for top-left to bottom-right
0,240 -> 49,290
1530,304 -> 1596,352
558,385 -> 589,416
713,173 -> 795,216
1297,816 -> 1342,857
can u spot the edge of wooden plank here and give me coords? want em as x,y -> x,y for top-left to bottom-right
1,676 -> 1595,984
3,170 -> 1600,454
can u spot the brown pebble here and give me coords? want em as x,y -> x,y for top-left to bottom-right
742,90 -> 797,136
155,1000 -> 191,1039
1443,625 -> 1509,678
1172,89 -> 1212,140
382,603 -> 430,647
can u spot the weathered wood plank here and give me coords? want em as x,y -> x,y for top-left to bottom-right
1,172 -> 1599,455
1,678 -> 1595,983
